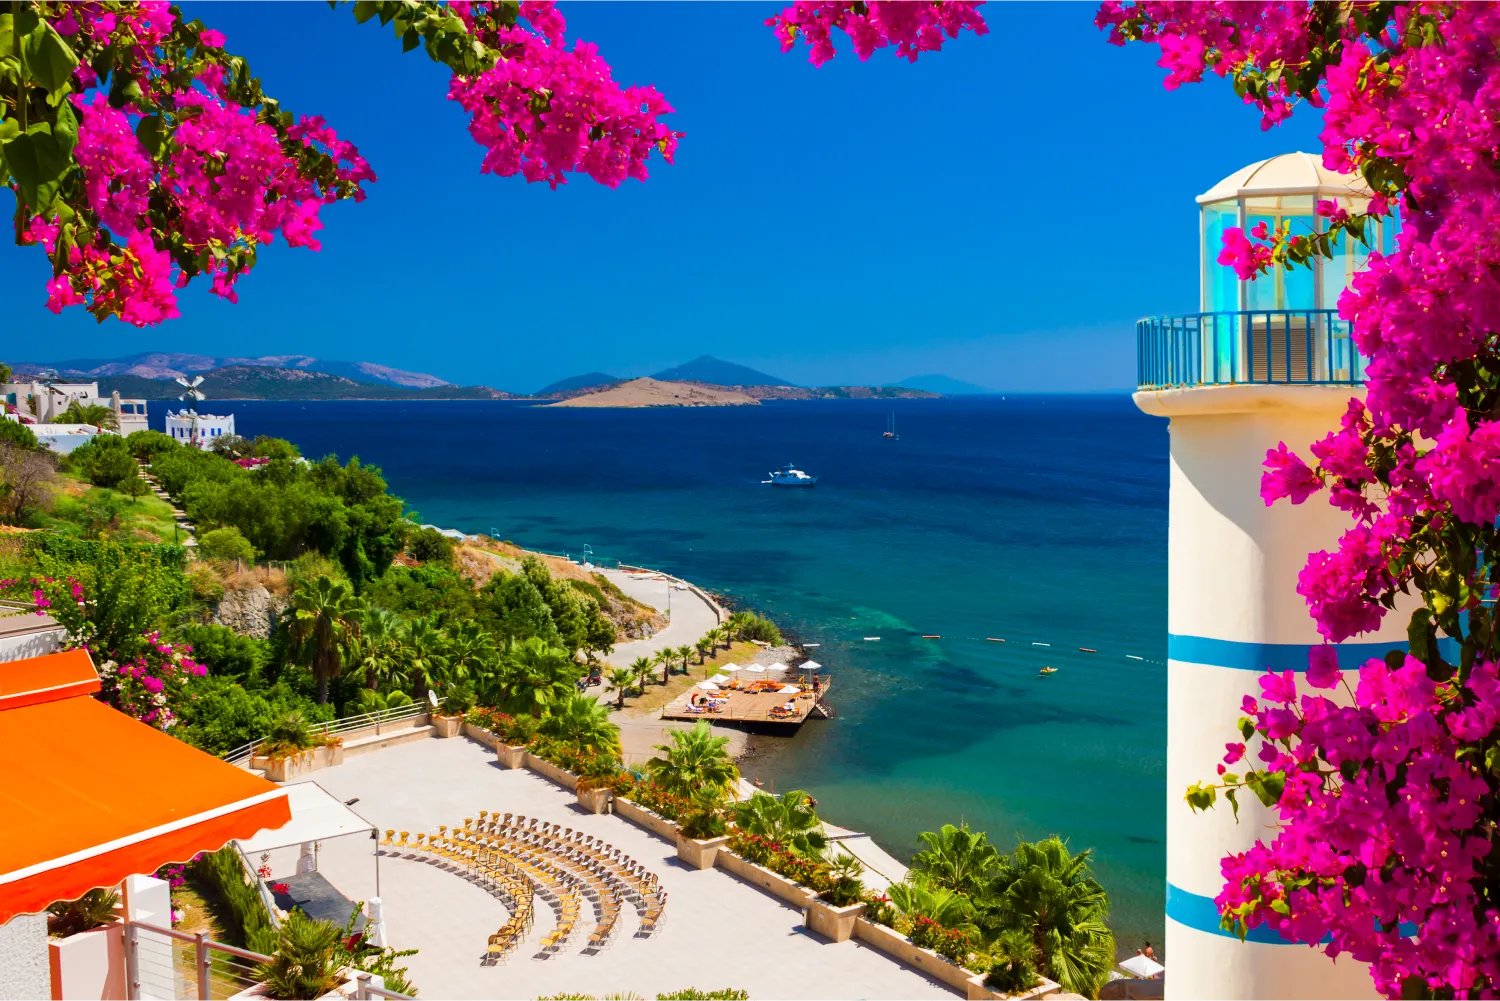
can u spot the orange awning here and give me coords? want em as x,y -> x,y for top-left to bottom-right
0,649 -> 291,923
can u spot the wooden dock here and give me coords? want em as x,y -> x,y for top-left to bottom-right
660,677 -> 832,727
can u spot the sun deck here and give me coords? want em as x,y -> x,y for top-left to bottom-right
660,676 -> 832,726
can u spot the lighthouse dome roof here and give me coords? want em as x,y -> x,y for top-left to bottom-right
1196,152 -> 1372,205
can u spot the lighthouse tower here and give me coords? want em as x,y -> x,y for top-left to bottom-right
1134,153 -> 1407,1000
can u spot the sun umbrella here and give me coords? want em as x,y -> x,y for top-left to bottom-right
744,665 -> 766,674
777,685 -> 799,694
696,681 -> 721,691
709,674 -> 731,684
800,660 -> 822,672
1119,955 -> 1165,979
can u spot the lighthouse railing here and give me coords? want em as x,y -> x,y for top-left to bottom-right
1136,309 -> 1364,390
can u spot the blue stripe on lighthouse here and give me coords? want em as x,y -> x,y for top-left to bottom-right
1165,883 -> 1330,945
1166,634 -> 1457,673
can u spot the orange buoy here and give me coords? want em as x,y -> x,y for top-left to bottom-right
1079,647 -> 1098,653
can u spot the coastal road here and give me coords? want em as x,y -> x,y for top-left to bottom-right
597,568 -> 720,668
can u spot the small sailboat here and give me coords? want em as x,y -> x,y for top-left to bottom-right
1039,666 -> 1058,676
883,412 -> 899,439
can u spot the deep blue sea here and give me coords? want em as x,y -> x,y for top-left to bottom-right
151,396 -> 1169,944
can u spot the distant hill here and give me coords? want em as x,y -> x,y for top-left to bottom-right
12,352 -> 451,390
548,378 -> 759,409
90,366 -> 508,401
651,356 -> 792,387
535,372 -> 620,397
897,374 -> 997,395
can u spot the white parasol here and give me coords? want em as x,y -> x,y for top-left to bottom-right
777,685 -> 799,694
1118,955 -> 1165,979
800,660 -> 823,672
696,681 -> 721,691
743,665 -> 767,675
709,674 -> 731,684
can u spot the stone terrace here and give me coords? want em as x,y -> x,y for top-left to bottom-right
296,737 -> 956,1000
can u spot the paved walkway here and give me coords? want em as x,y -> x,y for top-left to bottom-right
288,737 -> 955,1000
598,568 -> 720,669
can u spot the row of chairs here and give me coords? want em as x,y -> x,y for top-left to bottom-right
477,812 -> 664,906
381,827 -> 537,962
472,812 -> 667,931
462,825 -> 618,951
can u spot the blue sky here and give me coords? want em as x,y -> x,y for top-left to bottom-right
3,3 -> 1322,393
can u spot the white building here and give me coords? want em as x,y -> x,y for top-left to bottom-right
1,380 -> 100,423
110,391 -> 149,435
1133,153 -> 1405,1000
166,408 -> 235,448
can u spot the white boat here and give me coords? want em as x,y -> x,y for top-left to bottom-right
766,463 -> 818,487
883,412 -> 899,439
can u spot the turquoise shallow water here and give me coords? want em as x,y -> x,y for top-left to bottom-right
155,395 -> 1169,945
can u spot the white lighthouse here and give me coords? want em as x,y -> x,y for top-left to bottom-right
1134,153 -> 1409,1000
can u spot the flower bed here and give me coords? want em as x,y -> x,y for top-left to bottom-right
726,831 -> 831,893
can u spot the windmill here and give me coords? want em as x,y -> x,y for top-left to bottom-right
175,375 -> 206,446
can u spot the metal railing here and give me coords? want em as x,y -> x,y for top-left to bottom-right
124,919 -> 414,1000
222,700 -> 440,764
1137,309 -> 1366,390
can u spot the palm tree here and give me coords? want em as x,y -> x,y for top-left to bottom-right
400,617 -> 446,698
888,879 -> 980,937
358,687 -> 414,721
440,620 -> 497,687
653,648 -> 674,685
353,607 -> 405,690
677,644 -> 694,674
607,667 -> 636,709
537,695 -> 621,757
695,637 -> 713,665
645,720 -> 739,798
731,789 -> 827,857
57,401 -> 118,430
985,838 -> 1116,999
494,636 -> 579,716
911,823 -> 1001,897
630,655 -> 653,694
285,575 -> 364,704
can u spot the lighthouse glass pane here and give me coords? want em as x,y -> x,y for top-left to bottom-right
1283,198 -> 1316,310
1200,200 -> 1239,312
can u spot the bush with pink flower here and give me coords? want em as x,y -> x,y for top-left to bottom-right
96,630 -> 207,730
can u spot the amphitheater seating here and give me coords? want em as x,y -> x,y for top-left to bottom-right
381,810 -> 666,959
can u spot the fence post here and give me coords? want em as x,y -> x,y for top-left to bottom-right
125,922 -> 141,1001
195,931 -> 211,1000
356,972 -> 373,1000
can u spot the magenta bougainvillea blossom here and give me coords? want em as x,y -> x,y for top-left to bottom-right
6,1 -> 677,325
767,1 -> 988,67
1103,2 -> 1500,995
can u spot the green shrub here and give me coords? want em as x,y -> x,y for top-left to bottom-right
408,526 -> 454,565
75,436 -> 138,490
195,847 -> 276,954
175,679 -> 329,756
126,429 -> 177,461
0,419 -> 38,450
170,624 -> 269,683
46,888 -> 120,937
656,990 -> 749,1000
984,931 -> 1042,996
198,526 -> 257,562
186,562 -> 226,603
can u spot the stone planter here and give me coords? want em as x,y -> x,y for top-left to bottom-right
676,833 -> 730,870
48,919 -> 126,1000
576,785 -> 612,814
805,897 -> 865,943
251,743 -> 343,782
495,742 -> 526,768
229,967 -> 383,1000
967,972 -> 1060,1001
463,721 -> 500,748
431,715 -> 462,738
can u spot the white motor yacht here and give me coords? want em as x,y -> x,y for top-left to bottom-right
765,463 -> 818,487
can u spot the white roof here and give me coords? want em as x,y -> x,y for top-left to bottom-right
235,781 -> 375,853
1198,151 -> 1371,204
1119,955 -> 1165,979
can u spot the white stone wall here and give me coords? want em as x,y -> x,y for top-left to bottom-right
0,913 -> 50,1001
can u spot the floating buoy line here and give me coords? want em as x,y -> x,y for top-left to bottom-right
835,632 -> 1168,666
